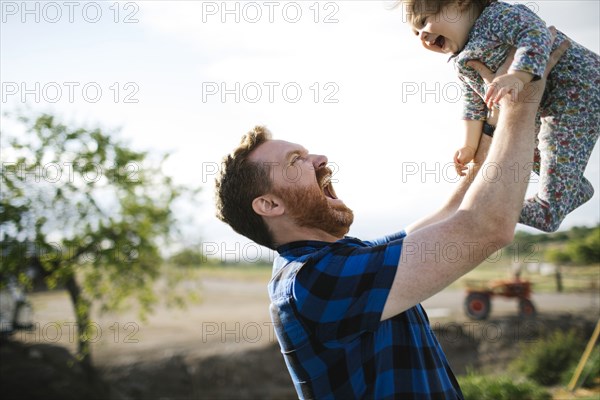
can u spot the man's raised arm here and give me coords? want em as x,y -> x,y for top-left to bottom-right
382,35 -> 569,320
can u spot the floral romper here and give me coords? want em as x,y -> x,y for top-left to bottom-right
453,1 -> 600,232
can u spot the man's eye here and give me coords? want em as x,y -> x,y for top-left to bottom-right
419,17 -> 428,27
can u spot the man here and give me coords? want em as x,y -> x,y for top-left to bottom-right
215,36 -> 568,400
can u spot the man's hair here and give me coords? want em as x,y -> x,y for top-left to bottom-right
398,0 -> 496,26
215,126 -> 275,249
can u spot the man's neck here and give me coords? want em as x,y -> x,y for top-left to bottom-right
272,223 -> 344,248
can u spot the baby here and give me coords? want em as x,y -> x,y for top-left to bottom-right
402,0 -> 599,232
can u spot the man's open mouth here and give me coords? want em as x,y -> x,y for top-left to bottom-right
320,175 -> 338,200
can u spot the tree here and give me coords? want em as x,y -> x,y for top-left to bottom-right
542,227 -> 600,266
545,248 -> 572,265
169,247 -> 207,268
572,227 -> 600,264
1,112 -> 198,374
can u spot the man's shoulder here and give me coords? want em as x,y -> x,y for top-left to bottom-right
273,237 -> 372,268
273,233 -> 405,272
269,234 -> 404,302
270,238 -> 369,287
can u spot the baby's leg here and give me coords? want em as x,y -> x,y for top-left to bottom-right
519,115 -> 599,232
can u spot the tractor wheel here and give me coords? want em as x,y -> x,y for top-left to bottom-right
518,298 -> 536,318
464,293 -> 491,320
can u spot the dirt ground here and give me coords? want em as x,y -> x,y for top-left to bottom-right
1,276 -> 599,399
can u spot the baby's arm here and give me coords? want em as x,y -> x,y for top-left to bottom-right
454,120 -> 483,176
456,73 -> 487,176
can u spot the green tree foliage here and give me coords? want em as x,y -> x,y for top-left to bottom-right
514,225 -> 598,244
169,247 -> 206,268
514,225 -> 600,265
1,113 -> 198,371
545,248 -> 572,265
565,227 -> 600,265
547,226 -> 600,265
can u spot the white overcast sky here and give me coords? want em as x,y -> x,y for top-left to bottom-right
1,1 -> 599,260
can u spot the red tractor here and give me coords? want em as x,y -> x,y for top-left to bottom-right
464,278 -> 536,320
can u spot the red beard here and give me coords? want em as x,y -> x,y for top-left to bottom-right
273,166 -> 354,238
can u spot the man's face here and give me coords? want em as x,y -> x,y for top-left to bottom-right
249,139 -> 353,238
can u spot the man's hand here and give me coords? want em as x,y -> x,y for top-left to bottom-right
469,26 -> 570,105
484,71 -> 530,109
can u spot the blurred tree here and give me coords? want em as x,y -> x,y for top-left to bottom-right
575,226 -> 600,264
1,112 -> 198,374
568,226 -> 592,241
545,248 -> 572,265
543,226 -> 600,266
169,247 -> 206,268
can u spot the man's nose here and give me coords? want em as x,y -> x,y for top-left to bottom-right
311,154 -> 328,169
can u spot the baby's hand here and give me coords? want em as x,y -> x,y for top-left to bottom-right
454,146 -> 476,177
484,72 -> 530,108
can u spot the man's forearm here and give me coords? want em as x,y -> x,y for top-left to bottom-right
385,96 -> 539,319
459,97 -> 538,241
407,95 -> 538,237
405,135 -> 491,234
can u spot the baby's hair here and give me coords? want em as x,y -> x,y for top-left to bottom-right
397,0 -> 496,27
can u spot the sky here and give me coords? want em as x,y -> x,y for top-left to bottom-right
1,0 -> 599,262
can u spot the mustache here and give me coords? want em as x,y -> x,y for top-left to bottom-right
315,166 -> 333,187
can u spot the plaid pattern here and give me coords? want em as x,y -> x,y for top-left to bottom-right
268,232 -> 464,399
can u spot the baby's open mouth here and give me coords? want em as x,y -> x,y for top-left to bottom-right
434,35 -> 445,49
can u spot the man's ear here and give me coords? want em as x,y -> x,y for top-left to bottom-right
252,194 -> 284,217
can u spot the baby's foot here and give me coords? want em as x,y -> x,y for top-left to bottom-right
519,178 -> 595,232
571,178 -> 594,211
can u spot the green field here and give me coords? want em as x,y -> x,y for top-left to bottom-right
168,259 -> 599,295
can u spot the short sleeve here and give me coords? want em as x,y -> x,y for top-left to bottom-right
364,230 -> 406,247
292,239 -> 403,347
459,75 -> 488,120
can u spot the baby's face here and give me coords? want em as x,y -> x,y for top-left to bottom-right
410,3 -> 476,55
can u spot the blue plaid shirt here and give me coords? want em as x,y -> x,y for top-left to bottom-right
268,231 -> 464,399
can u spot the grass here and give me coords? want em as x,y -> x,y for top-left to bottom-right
551,388 -> 600,400
458,372 -> 551,400
165,262 -> 273,283
166,257 -> 599,293
510,329 -> 584,386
